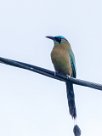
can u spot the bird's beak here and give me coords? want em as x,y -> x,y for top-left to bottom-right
46,36 -> 55,41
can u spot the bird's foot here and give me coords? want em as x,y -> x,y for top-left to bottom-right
54,71 -> 58,76
54,71 -> 63,77
66,75 -> 70,79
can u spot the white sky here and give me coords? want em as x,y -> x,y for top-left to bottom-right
0,0 -> 102,136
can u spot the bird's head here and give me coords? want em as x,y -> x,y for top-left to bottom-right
46,35 -> 68,45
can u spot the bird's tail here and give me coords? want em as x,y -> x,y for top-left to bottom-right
66,81 -> 81,136
66,81 -> 77,118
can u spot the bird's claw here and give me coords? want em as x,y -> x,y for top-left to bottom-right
66,75 -> 70,79
54,71 -> 57,76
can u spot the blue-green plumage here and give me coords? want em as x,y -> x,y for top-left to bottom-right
68,47 -> 76,78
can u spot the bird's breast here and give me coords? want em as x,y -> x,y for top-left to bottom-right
51,46 -> 72,76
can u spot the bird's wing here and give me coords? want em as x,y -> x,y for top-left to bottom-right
69,49 -> 76,78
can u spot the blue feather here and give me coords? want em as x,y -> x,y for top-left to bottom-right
69,49 -> 76,78
54,35 -> 65,39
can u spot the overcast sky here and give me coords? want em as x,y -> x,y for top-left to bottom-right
0,0 -> 102,136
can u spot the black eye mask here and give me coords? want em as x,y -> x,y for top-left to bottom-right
55,37 -> 61,43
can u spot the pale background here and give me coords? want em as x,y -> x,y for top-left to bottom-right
0,0 -> 102,136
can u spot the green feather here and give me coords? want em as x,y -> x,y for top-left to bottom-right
68,49 -> 76,78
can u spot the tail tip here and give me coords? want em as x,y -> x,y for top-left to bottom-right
73,125 -> 81,136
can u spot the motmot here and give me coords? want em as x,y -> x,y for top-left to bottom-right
46,35 -> 77,119
46,35 -> 81,136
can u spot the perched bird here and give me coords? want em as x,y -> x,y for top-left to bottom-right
46,35 -> 81,136
46,35 -> 77,118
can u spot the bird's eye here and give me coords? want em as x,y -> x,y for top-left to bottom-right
55,37 -> 61,43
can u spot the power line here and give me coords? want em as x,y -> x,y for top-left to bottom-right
0,56 -> 102,91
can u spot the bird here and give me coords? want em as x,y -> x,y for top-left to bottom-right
46,35 -> 81,136
46,35 -> 77,119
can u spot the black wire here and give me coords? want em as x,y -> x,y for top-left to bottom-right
0,56 -> 102,91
